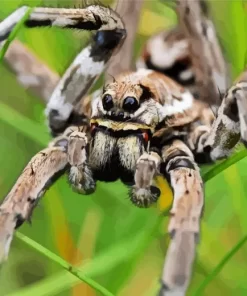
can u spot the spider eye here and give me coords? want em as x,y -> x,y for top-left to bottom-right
102,94 -> 114,111
123,97 -> 139,112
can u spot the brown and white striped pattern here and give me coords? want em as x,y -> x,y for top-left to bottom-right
0,4 -> 126,136
160,140 -> 204,296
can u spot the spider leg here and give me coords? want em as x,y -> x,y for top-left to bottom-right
66,126 -> 95,194
0,136 -> 69,264
159,139 -> 204,296
187,124 -> 211,164
0,5 -> 126,135
176,0 -> 227,104
130,151 -> 162,208
188,81 -> 247,162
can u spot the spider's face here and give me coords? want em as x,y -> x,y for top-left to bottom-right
91,70 -> 162,135
101,81 -> 143,122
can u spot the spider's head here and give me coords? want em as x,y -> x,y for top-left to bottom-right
91,69 -> 164,133
90,69 -> 194,162
89,70 -> 165,174
89,68 -> 194,177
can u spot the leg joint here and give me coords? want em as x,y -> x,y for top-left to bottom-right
92,29 -> 126,60
165,149 -> 189,164
167,156 -> 195,172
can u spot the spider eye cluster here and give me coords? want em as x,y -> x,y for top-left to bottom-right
102,94 -> 114,111
102,94 -> 139,113
123,97 -> 139,112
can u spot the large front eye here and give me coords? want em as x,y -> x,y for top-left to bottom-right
123,97 -> 139,112
102,94 -> 114,111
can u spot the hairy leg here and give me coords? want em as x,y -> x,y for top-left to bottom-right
130,151 -> 162,208
159,139 -> 204,296
0,135 -> 69,263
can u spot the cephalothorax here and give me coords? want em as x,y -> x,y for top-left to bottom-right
0,1 -> 247,296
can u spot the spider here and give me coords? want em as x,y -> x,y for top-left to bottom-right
0,1 -> 247,296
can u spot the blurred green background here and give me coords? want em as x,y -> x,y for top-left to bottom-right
0,0 -> 247,295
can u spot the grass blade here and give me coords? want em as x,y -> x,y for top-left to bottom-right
0,102 -> 49,145
202,148 -> 247,182
10,215 -> 164,296
14,232 -> 114,296
193,234 -> 247,295
0,7 -> 32,62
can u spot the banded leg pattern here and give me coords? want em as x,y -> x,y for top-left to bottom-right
159,140 -> 204,296
0,5 -> 126,135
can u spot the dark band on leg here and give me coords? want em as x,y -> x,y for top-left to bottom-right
26,12 -> 104,30
158,282 -> 171,296
24,6 -> 124,32
223,96 -> 239,122
168,157 -> 195,172
164,149 -> 189,166
91,29 -> 126,62
0,31 -> 10,42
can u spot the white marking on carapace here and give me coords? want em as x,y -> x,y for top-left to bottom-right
157,91 -> 193,121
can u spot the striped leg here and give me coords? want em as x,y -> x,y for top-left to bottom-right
0,135 -> 69,264
0,5 -> 126,135
176,0 -> 227,104
159,140 -> 204,296
187,124 -> 212,163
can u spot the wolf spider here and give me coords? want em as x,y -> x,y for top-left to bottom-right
0,1 -> 247,295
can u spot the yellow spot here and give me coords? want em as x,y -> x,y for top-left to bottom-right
138,10 -> 168,36
155,176 -> 173,213
138,8 -> 176,36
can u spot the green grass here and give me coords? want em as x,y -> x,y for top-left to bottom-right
15,233 -> 115,296
194,234 -> 247,296
0,7 -> 32,61
1,1 -> 247,296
